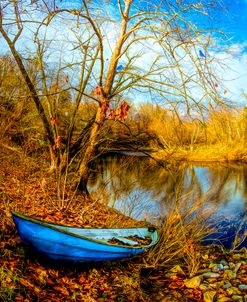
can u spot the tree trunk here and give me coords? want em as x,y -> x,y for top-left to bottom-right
77,98 -> 109,191
0,26 -> 57,169
76,2 -> 133,192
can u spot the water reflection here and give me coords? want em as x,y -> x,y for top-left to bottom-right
88,154 -> 247,247
89,155 -> 247,218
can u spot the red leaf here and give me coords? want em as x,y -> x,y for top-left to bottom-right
107,108 -> 115,120
78,276 -> 86,284
50,116 -> 57,124
94,86 -> 101,95
118,101 -> 130,121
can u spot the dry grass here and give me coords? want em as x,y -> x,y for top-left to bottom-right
136,104 -> 247,162
155,143 -> 247,163
145,194 -> 216,277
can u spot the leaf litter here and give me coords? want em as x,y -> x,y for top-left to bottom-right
1,147 -> 246,302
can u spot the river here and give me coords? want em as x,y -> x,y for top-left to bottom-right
88,152 -> 247,248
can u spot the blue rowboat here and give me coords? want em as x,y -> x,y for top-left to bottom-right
12,211 -> 159,262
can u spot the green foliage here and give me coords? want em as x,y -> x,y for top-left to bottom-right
0,267 -> 19,302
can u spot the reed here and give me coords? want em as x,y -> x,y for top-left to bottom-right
145,192 -> 216,277
135,104 -> 247,162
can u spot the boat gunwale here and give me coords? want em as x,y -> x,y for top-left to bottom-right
12,211 -> 159,249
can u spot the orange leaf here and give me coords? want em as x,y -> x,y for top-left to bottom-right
168,282 -> 179,289
50,116 -> 57,124
94,86 -> 101,95
61,276 -> 73,285
19,278 -> 34,289
240,277 -> 247,283
54,286 -> 70,296
48,269 -> 59,278
79,276 -> 86,284
53,135 -> 62,149
14,294 -> 24,302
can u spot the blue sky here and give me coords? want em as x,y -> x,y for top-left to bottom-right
58,0 -> 247,41
58,0 -> 247,103
1,0 -> 246,104
60,0 -> 247,43
219,0 -> 247,43
211,1 -> 247,103
177,0 -> 247,103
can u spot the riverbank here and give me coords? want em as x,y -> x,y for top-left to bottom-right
1,197 -> 247,301
1,218 -> 247,302
153,145 -> 247,163
0,147 -> 246,301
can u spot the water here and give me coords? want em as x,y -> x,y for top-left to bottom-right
88,153 -> 247,248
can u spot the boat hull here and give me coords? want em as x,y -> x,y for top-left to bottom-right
12,212 -> 159,262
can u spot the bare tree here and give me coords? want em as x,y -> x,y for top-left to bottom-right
0,0 -> 223,198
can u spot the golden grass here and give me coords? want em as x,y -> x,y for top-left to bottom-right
136,104 -> 247,162
154,144 -> 247,163
145,193 -> 216,277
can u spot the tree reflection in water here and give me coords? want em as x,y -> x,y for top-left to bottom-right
88,154 -> 247,248
88,154 -> 247,221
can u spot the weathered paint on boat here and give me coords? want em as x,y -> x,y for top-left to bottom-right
12,211 -> 159,262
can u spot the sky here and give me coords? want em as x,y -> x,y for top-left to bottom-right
216,1 -> 247,104
219,0 -> 247,44
57,0 -> 247,105
58,0 -> 247,43
0,0 -> 247,105
209,0 -> 247,105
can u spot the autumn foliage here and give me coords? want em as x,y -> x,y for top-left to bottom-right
107,101 -> 130,121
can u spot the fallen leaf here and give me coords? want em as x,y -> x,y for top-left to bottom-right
19,278 -> 34,289
53,286 -> 70,296
14,294 -> 24,302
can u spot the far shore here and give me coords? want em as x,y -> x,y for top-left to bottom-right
152,145 -> 247,164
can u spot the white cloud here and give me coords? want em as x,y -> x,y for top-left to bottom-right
1,2 -> 246,107
210,44 -> 247,103
226,43 -> 247,56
